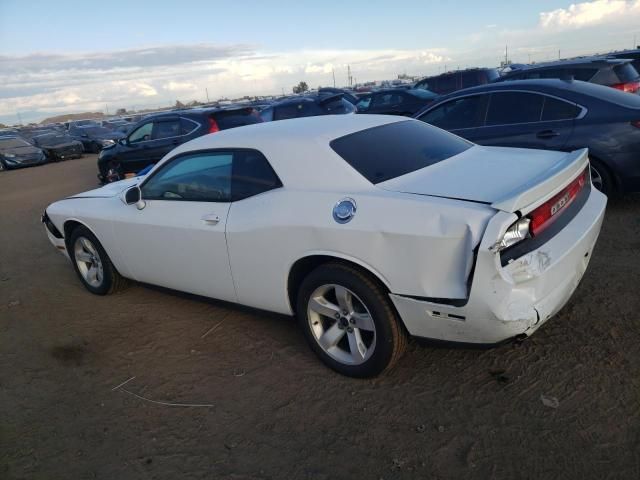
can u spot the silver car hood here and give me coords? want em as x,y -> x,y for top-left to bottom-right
67,177 -> 140,199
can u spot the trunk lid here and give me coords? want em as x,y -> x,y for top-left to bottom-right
377,145 -> 590,213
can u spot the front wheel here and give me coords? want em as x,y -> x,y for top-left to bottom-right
68,226 -> 128,295
297,263 -> 407,377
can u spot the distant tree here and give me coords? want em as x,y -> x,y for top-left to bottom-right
293,81 -> 309,94
175,100 -> 185,108
115,108 -> 127,116
0,123 -> 6,128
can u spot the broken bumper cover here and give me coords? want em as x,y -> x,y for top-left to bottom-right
390,187 -> 607,344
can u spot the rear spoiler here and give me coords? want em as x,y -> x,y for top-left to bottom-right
491,148 -> 590,213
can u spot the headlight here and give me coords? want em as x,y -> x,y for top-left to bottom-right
101,139 -> 115,147
4,153 -> 16,158
494,217 -> 531,252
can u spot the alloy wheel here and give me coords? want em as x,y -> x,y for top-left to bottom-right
73,236 -> 104,288
307,284 -> 377,365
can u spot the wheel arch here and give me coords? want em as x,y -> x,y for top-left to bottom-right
63,219 -> 101,250
587,153 -> 619,193
286,253 -> 393,313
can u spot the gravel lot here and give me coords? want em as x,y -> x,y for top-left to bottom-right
1,155 -> 639,480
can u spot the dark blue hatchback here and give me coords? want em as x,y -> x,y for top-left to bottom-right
414,79 -> 640,195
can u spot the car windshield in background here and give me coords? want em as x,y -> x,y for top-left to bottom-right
321,97 -> 356,114
81,127 -> 112,136
330,120 -> 472,184
0,137 -> 31,148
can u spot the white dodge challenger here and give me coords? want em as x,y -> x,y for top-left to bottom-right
43,115 -> 607,377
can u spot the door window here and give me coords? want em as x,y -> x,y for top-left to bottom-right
129,122 -> 154,143
356,96 -> 372,111
141,150 -> 282,202
418,95 -> 486,130
153,120 -> 181,139
142,152 -> 233,202
486,92 -> 544,125
231,150 -> 282,201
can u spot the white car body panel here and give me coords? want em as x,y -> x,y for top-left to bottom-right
44,115 -> 607,345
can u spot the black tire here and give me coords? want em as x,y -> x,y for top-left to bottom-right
0,160 -> 5,171
296,263 -> 407,377
67,225 -> 128,295
91,142 -> 101,154
589,158 -> 614,196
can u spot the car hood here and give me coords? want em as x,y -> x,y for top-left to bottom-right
0,145 -> 42,156
377,145 -> 583,211
67,177 -> 139,199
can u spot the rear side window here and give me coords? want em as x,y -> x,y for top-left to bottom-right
567,68 -> 598,81
320,97 -> 356,114
330,120 -> 472,184
541,97 -> 581,121
486,92 -> 544,125
418,95 -> 486,130
213,109 -> 263,130
180,118 -> 199,135
613,63 -> 640,83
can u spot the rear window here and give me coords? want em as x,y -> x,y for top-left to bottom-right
330,120 -> 472,184
213,109 -> 263,130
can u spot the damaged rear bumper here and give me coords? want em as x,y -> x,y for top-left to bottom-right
390,187 -> 607,344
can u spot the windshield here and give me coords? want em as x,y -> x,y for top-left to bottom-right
0,137 -> 31,148
330,120 -> 472,184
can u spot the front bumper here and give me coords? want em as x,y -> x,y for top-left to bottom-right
390,187 -> 607,344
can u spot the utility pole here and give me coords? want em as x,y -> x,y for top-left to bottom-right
558,49 -> 561,60
332,69 -> 336,87
347,65 -> 351,87
634,34 -> 637,49
505,45 -> 508,65
205,88 -> 210,103
17,112 -> 22,125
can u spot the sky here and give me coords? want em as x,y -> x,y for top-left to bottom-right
1,0 -> 640,124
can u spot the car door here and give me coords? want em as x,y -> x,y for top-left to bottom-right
117,120 -> 157,173
110,151 -> 237,302
472,91 -> 575,149
416,94 -> 489,141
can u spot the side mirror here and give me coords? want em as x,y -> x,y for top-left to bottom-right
119,137 -> 128,146
122,186 -> 146,210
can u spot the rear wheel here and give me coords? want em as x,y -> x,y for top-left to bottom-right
68,226 -> 128,295
297,263 -> 407,377
589,159 -> 614,196
0,161 -> 5,171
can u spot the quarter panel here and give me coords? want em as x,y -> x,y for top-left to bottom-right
226,189 -> 495,315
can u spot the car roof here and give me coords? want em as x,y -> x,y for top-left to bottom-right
506,56 -> 630,72
157,114 -> 407,190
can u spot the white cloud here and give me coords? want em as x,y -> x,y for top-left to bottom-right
540,0 -> 640,30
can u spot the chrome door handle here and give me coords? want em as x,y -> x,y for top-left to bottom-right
201,214 -> 220,225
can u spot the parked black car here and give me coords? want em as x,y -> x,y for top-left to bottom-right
69,125 -> 125,154
606,49 -> 640,74
414,68 -> 500,95
259,94 -> 356,121
318,87 -> 359,104
414,79 -> 640,195
97,106 -> 263,183
31,132 -> 83,161
0,136 -> 47,170
355,88 -> 438,116
498,57 -> 640,94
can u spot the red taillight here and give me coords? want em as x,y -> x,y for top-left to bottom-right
631,120 -> 640,129
208,117 -> 220,133
528,168 -> 589,236
611,81 -> 640,94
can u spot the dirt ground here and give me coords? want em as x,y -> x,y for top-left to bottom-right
1,155 -> 639,480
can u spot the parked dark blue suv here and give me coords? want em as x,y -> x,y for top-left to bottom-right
414,79 -> 640,195
97,106 -> 262,183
